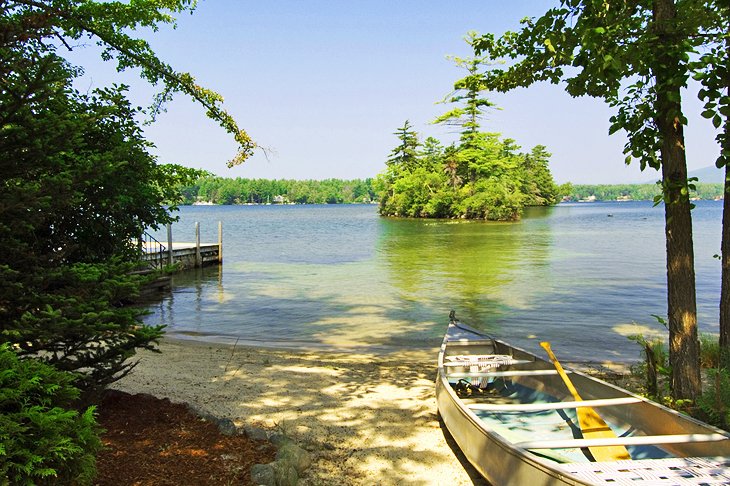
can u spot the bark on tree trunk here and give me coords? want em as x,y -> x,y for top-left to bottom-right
653,0 -> 701,401
719,33 -> 730,353
721,162 -> 730,350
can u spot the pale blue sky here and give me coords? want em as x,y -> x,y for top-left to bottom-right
66,0 -> 721,184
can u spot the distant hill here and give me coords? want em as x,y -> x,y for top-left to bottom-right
639,165 -> 726,184
689,165 -> 726,184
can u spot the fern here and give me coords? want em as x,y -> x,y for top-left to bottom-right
0,344 -> 101,485
697,368 -> 730,430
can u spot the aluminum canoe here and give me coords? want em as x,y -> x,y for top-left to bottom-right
435,317 -> 730,485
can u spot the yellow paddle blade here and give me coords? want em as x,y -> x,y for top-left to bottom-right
576,407 -> 632,461
540,342 -> 632,462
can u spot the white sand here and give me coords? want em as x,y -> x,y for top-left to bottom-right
111,339 -> 489,485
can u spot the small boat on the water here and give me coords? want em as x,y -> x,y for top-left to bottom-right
436,313 -> 730,485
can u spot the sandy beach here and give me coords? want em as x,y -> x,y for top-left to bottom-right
111,338 -> 489,485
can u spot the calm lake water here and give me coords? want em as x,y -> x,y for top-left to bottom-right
145,201 -> 723,363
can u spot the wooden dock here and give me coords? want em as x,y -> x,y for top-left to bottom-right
140,221 -> 222,271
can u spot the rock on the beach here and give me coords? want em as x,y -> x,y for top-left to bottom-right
245,425 -> 270,441
271,460 -> 298,486
268,433 -> 290,448
250,463 -> 276,486
214,417 -> 238,436
276,442 -> 312,474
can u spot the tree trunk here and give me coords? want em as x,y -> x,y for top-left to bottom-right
653,0 -> 701,401
721,155 -> 730,351
719,33 -> 730,355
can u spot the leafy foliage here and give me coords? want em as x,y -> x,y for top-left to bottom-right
386,121 -> 421,174
474,0 -> 709,401
1,33 -> 189,397
0,260 -> 165,395
0,344 -> 101,485
377,126 -> 557,220
697,367 -> 730,430
0,0 -> 255,165
696,339 -> 730,430
629,333 -> 669,399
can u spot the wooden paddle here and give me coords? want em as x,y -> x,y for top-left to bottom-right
540,342 -> 631,462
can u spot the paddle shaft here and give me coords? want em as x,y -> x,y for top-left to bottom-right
540,342 -> 583,402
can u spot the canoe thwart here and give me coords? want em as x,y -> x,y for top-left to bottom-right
467,396 -> 642,412
446,369 -> 560,378
515,433 -> 730,450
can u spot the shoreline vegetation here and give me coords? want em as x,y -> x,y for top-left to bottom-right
179,176 -> 725,206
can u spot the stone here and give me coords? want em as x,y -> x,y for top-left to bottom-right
271,461 -> 298,486
269,433 -> 292,448
244,425 -> 270,441
276,442 -> 312,474
250,463 -> 276,486
215,417 -> 238,436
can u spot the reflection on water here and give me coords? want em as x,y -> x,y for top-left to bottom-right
145,201 -> 723,362
378,217 -> 547,328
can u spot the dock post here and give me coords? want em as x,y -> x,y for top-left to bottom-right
195,222 -> 201,267
218,221 -> 223,264
166,223 -> 173,266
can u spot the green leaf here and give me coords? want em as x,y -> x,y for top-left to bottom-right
713,114 -> 722,129
701,109 -> 716,119
544,38 -> 556,53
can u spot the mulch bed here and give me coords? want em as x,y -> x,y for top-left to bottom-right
94,390 -> 276,486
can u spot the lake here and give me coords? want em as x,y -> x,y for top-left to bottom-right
145,201 -> 723,363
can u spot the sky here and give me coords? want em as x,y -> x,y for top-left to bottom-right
65,0 -> 722,184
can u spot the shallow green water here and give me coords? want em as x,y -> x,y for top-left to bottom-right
145,201 -> 723,361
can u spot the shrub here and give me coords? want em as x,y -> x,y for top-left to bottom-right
697,367 -> 730,430
0,344 -> 101,485
699,333 -> 723,369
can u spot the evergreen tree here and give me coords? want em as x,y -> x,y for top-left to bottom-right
387,120 -> 421,173
521,145 -> 559,206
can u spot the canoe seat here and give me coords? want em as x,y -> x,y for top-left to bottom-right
444,355 -> 517,369
561,456 -> 730,485
447,369 -> 559,378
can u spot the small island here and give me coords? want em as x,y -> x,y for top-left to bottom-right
375,45 -> 559,221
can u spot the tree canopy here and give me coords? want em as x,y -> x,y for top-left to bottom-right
179,177 -> 377,205
1,0 -> 255,165
0,0 -> 216,399
472,0 -> 730,400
